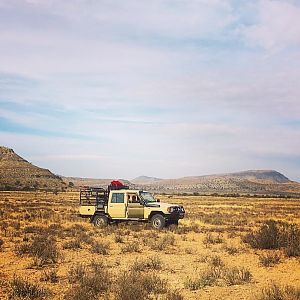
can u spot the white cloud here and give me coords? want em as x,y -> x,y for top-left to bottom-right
241,0 -> 300,50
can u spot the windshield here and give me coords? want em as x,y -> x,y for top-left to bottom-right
139,191 -> 157,203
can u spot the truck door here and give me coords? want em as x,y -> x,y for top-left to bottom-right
108,192 -> 126,218
127,193 -> 144,219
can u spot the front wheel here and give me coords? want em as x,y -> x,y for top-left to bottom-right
93,215 -> 108,227
151,214 -> 166,230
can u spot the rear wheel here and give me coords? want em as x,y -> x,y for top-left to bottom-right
151,214 -> 166,230
93,215 -> 108,227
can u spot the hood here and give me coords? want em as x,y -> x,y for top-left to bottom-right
145,202 -> 180,208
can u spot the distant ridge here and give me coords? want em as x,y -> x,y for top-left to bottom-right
131,170 -> 300,196
0,146 -> 65,191
1,145 -> 299,196
132,175 -> 163,185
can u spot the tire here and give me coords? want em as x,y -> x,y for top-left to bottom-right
93,215 -> 108,227
151,214 -> 166,230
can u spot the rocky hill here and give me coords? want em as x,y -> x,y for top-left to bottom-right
131,176 -> 163,185
0,146 -> 65,191
133,170 -> 300,196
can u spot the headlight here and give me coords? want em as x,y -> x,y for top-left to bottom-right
167,207 -> 175,213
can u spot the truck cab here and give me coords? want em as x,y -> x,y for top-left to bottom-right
79,183 -> 185,229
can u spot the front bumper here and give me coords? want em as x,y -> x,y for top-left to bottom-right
167,211 -> 185,220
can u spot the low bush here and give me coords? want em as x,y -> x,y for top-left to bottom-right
243,220 -> 300,257
65,263 -> 111,300
184,269 -> 218,291
68,263 -> 88,284
131,256 -> 162,271
259,252 -> 281,267
10,276 -> 49,299
0,238 -> 4,251
91,241 -> 109,255
164,289 -> 184,300
259,283 -> 300,300
16,234 -> 61,267
223,266 -> 252,285
115,270 -> 166,300
121,242 -> 141,253
203,233 -> 223,245
150,234 -> 175,251
40,269 -> 59,283
63,239 -> 82,250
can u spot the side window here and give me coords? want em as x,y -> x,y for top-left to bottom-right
111,193 -> 124,203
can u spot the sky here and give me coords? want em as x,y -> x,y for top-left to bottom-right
0,0 -> 300,180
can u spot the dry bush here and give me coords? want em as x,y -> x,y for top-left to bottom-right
223,244 -> 239,255
114,233 -> 125,243
184,269 -> 218,291
10,276 -> 49,299
121,242 -> 141,253
203,233 -> 224,245
184,256 -> 224,291
63,239 -> 82,250
16,234 -> 61,267
164,289 -> 184,300
150,234 -> 175,251
259,283 -> 300,300
68,263 -> 88,284
0,238 -> 4,251
115,270 -> 166,300
243,220 -> 300,256
40,269 -> 59,283
131,256 -> 162,271
65,262 -> 111,300
223,266 -> 252,285
91,241 -> 110,255
259,252 -> 281,267
77,231 -> 94,245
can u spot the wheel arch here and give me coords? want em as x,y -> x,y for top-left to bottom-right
91,212 -> 109,222
148,211 -> 165,221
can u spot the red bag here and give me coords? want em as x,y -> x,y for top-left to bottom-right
110,180 -> 123,187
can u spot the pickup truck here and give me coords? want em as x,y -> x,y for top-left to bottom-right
78,181 -> 185,229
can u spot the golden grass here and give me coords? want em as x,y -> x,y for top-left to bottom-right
0,191 -> 300,299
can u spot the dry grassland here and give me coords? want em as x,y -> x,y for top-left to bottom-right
0,191 -> 300,300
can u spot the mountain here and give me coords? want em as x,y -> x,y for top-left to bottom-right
132,170 -> 300,196
131,176 -> 163,185
0,146 -> 65,191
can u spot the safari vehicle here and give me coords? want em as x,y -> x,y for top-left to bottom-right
79,181 -> 185,229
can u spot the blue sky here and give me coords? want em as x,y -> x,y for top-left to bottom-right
0,0 -> 300,180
